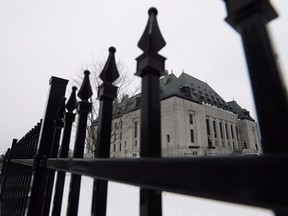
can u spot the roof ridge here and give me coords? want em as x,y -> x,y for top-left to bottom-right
178,72 -> 207,85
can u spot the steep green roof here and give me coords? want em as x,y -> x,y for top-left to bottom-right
227,100 -> 255,121
110,72 -> 254,121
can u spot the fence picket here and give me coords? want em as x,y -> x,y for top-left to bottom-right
91,47 -> 119,216
66,71 -> 93,216
135,8 -> 166,216
52,87 -> 77,216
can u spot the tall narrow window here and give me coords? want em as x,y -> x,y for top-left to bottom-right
113,144 -> 116,152
166,134 -> 170,144
190,129 -> 194,143
134,121 -> 138,138
119,143 -> 122,151
225,123 -> 229,139
206,119 -> 210,136
235,126 -> 239,141
230,125 -> 234,139
135,140 -> 138,147
219,122 -> 223,139
213,121 -> 217,138
189,113 -> 193,124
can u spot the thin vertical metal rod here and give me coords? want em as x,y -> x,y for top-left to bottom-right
42,98 -> 65,216
66,71 -> 92,216
135,8 -> 166,216
91,47 -> 119,216
52,87 -> 77,216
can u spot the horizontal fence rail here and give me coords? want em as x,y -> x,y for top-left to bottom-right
1,1 -> 288,216
9,155 -> 288,212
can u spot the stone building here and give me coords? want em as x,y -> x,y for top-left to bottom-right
86,72 -> 261,158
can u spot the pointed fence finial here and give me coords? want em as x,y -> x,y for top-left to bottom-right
138,7 -> 166,54
77,70 -> 93,101
66,86 -> 78,112
56,97 -> 66,119
100,47 -> 120,83
136,7 -> 166,77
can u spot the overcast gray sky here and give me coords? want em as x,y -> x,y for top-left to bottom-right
0,0 -> 287,154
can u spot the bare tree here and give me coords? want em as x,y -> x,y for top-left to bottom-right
72,58 -> 140,155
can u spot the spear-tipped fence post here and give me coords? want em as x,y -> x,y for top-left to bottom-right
135,7 -> 166,216
52,87 -> 77,216
66,72 -> 93,216
42,97 -> 66,216
223,0 -> 288,154
91,47 -> 119,216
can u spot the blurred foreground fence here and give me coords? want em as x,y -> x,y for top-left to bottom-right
1,1 -> 288,216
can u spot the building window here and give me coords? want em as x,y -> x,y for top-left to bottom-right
235,126 -> 239,141
206,119 -> 210,136
230,125 -> 234,139
219,122 -> 223,139
113,144 -> 116,152
243,141 -> 247,149
119,143 -> 122,151
192,151 -> 197,155
213,120 -> 217,138
134,121 -> 138,138
225,123 -> 229,139
189,113 -> 193,124
166,134 -> 170,144
190,129 -> 194,143
135,140 -> 137,147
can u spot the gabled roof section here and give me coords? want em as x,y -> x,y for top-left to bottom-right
177,73 -> 232,111
227,100 -> 255,121
159,73 -> 201,103
112,93 -> 141,119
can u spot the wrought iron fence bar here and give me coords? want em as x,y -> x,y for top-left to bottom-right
28,76 -> 68,216
42,97 -> 65,216
91,47 -> 119,216
66,71 -> 92,216
136,8 -> 166,216
45,156 -> 288,212
10,159 -> 34,166
51,87 -> 77,216
223,0 -> 288,153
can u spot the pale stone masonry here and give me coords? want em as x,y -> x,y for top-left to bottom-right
86,72 -> 261,158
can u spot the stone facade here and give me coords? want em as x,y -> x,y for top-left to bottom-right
85,73 -> 261,158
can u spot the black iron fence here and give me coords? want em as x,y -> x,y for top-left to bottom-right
1,1 -> 288,216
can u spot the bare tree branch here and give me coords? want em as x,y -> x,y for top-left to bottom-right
72,58 -> 140,155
